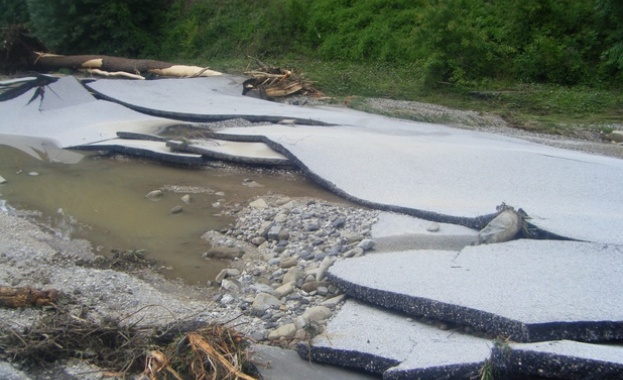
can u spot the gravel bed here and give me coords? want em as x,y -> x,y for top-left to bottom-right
0,192 -> 378,378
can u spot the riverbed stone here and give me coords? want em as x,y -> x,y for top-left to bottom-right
316,256 -> 336,282
300,281 -> 331,294
426,222 -> 440,232
258,221 -> 273,238
146,189 -> 163,200
203,245 -> 244,259
275,197 -> 292,206
267,224 -> 283,241
250,283 -> 275,295
220,279 -> 240,292
170,205 -> 183,214
282,267 -> 301,284
275,281 -> 296,298
357,238 -> 376,251
302,306 -> 332,323
180,194 -> 192,204
331,217 -> 346,228
274,213 -> 288,223
268,323 -> 297,340
341,231 -> 363,243
252,293 -> 282,313
215,268 -> 241,284
609,130 -> 623,143
251,236 -> 266,246
278,229 -> 290,241
279,256 -> 298,269
0,175 -> 6,184
249,198 -> 268,209
343,247 -> 363,258
322,294 -> 346,308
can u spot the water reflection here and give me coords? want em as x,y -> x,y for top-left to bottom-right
0,145 -> 346,284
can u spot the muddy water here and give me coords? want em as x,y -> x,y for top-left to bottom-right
0,145 -> 348,284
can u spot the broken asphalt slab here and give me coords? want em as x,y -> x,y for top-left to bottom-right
0,76 -> 179,160
298,300 -> 492,380
492,340 -> 623,379
217,124 -> 623,245
84,76 -> 334,125
0,76 -> 291,165
327,240 -> 623,343
77,138 -> 205,165
371,212 -> 479,251
252,344 -> 380,380
299,300 -> 623,380
166,138 -> 291,166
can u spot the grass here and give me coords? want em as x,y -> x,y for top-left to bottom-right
196,55 -> 622,137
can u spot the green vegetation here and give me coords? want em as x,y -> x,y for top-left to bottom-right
1,0 -> 621,135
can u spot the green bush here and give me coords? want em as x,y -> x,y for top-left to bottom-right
26,0 -> 169,56
159,0 -> 311,60
0,0 -> 30,28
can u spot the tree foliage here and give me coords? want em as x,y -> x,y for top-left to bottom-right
0,0 -> 30,27
25,0 -> 170,56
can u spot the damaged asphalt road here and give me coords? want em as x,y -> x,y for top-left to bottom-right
1,74 -> 623,379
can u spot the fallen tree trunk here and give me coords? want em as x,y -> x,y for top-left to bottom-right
0,286 -> 59,308
32,52 -> 222,79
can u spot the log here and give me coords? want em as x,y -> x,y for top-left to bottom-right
32,52 -> 222,78
0,286 -> 59,308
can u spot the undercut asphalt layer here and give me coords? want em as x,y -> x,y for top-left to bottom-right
2,75 -> 623,379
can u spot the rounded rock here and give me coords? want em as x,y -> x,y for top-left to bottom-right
302,306 -> 332,323
268,323 -> 297,340
357,238 -> 376,251
279,256 -> 298,269
252,293 -> 282,312
146,190 -> 163,200
427,222 -> 441,232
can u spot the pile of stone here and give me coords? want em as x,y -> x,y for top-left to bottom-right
202,195 -> 379,347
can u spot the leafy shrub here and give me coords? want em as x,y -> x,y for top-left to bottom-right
0,0 -> 30,28
26,0 -> 169,56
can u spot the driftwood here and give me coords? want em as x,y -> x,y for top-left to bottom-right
243,58 -> 324,99
32,52 -> 222,79
1,26 -> 221,79
0,286 -> 59,308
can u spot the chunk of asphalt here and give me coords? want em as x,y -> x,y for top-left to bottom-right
252,344 -> 380,380
75,139 -> 204,165
85,76 -> 332,125
297,300 -> 491,379
492,340 -> 623,379
327,240 -> 623,343
371,212 -> 479,251
166,139 -> 291,166
0,76 -> 178,161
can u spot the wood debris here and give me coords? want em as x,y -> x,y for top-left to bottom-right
0,286 -> 59,308
243,58 -> 323,99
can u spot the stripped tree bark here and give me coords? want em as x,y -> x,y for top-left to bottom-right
1,25 -> 221,79
32,52 -> 222,79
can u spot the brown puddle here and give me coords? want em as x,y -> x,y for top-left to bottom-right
0,145 -> 348,284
